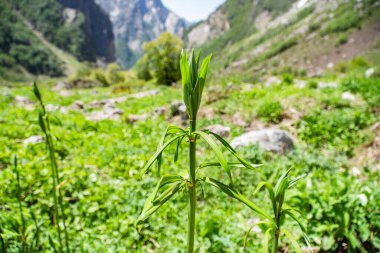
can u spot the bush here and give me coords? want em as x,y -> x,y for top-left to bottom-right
256,100 -> 283,123
135,32 -> 183,85
306,80 -> 318,89
336,33 -> 348,46
281,72 -> 294,85
322,11 -> 361,35
342,77 -> 380,107
297,109 -> 374,155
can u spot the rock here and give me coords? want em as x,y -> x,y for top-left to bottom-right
23,135 -> 44,146
129,89 -> 159,99
46,104 -> 59,112
317,81 -> 338,89
53,82 -> 67,91
365,68 -> 375,78
231,129 -> 294,154
326,62 -> 334,69
86,107 -> 124,121
294,79 -> 306,88
127,114 -> 148,124
207,125 -> 231,138
70,100 -> 85,110
152,107 -> 166,116
15,96 -> 34,110
264,76 -> 281,87
341,91 -> 356,102
170,101 -> 188,119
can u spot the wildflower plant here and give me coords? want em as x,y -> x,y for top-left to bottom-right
33,83 -> 70,253
244,170 -> 311,253
136,50 -> 274,252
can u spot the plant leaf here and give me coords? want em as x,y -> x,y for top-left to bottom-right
194,131 -> 232,184
203,177 -> 275,224
282,208 -> 306,232
207,130 -> 260,170
254,181 -> 277,216
281,228 -> 301,253
263,228 -> 272,253
141,133 -> 187,175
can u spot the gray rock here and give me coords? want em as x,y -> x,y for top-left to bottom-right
207,125 -> 231,138
365,68 -> 375,78
129,89 -> 159,99
317,81 -> 338,89
23,135 -> 44,146
86,107 -> 124,121
231,129 -> 294,154
170,101 -> 188,120
70,100 -> 85,110
341,91 -> 356,102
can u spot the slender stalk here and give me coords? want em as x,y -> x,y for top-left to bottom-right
13,155 -> 27,252
34,84 -> 69,253
187,118 -> 197,253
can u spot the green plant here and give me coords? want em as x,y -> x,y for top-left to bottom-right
281,73 -> 294,85
321,10 -> 361,35
306,80 -> 318,89
136,32 -> 183,85
257,100 -> 283,123
336,33 -> 349,46
33,83 -> 70,253
244,170 -> 310,252
136,50 -> 272,252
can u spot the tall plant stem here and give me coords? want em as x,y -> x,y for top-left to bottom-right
271,212 -> 281,253
45,120 -> 70,253
187,118 -> 197,253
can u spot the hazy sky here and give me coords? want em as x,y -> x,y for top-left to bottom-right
162,0 -> 225,22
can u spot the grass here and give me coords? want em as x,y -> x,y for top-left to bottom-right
1,55 -> 380,252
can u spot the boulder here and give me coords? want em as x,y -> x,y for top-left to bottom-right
86,107 -> 124,121
23,135 -> 44,146
207,125 -> 231,138
317,81 -> 338,89
170,101 -> 188,120
365,68 -> 375,78
231,129 -> 294,154
341,91 -> 356,102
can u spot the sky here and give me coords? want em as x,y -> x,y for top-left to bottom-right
162,0 -> 225,22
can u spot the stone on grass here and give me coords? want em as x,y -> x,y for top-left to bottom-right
231,129 -> 294,154
365,68 -> 375,78
207,125 -> 231,138
23,135 -> 44,146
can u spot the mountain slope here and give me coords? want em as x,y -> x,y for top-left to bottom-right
186,0 -> 380,80
95,0 -> 188,68
0,0 -> 115,81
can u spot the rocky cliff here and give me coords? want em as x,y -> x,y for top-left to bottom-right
95,0 -> 188,67
58,0 -> 115,62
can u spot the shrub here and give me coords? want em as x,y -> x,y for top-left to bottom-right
322,11 -> 361,35
342,77 -> 380,107
306,80 -> 318,89
281,73 -> 294,85
257,100 -> 283,123
336,33 -> 348,46
136,32 -> 183,85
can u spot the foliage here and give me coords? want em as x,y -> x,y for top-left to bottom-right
136,33 -> 183,85
0,0 -> 64,79
297,108 -> 374,156
12,0 -> 86,59
342,77 -> 380,107
257,101 -> 283,123
321,10 -> 361,35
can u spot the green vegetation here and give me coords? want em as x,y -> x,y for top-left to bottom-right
0,0 -> 64,79
322,10 -> 361,35
257,101 -> 283,123
12,0 -> 86,59
136,33 -> 183,85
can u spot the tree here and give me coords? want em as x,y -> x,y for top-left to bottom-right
136,32 -> 183,85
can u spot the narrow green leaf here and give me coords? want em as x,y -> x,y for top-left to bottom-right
174,135 -> 185,162
141,133 -> 187,175
263,228 -> 272,253
254,182 -> 276,216
203,177 -> 275,224
282,208 -> 306,232
207,130 -> 260,170
194,131 -> 232,184
157,126 -> 188,174
281,228 -> 302,253
244,220 -> 267,249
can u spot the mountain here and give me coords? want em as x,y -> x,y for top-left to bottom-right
0,0 -> 115,81
95,0 -> 188,68
186,0 -> 380,79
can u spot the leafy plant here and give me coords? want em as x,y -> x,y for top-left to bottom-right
33,83 -> 70,253
244,170 -> 310,253
257,100 -> 283,123
136,50 -> 271,252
